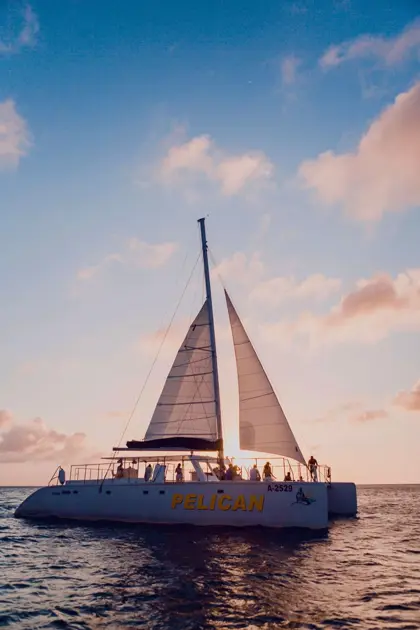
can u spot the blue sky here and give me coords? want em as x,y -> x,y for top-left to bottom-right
1,0 -> 420,484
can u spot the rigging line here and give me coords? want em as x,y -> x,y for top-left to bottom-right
99,250 -> 202,489
208,247 -> 228,292
116,250 -> 202,448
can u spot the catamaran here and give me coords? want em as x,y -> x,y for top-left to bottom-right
15,218 -> 357,529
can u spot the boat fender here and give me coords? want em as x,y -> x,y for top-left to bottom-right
58,467 -> 66,485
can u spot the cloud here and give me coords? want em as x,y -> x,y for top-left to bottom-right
159,134 -> 274,197
313,402 -> 388,425
299,83 -> 420,221
281,55 -> 301,85
0,99 -> 31,170
0,416 -> 88,464
77,253 -> 122,281
320,19 -> 420,69
313,402 -> 362,423
251,273 -> 341,305
0,410 -> 12,429
352,409 -> 388,423
262,268 -> 420,347
0,4 -> 39,55
394,380 -> 420,412
77,239 -> 178,281
128,238 -> 178,268
211,251 -> 265,286
211,252 -> 341,306
314,402 -> 388,425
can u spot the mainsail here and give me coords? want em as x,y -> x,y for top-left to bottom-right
225,290 -> 306,465
131,301 -> 220,450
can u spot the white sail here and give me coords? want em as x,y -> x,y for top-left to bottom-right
225,291 -> 306,465
145,301 -> 218,441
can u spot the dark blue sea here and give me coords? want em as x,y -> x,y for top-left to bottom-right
1,486 -> 419,629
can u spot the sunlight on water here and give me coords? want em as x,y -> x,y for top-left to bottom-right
1,486 -> 420,629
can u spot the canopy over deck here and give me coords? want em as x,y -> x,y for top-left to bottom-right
122,437 -> 222,451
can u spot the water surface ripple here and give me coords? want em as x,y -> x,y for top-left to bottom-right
1,486 -> 419,629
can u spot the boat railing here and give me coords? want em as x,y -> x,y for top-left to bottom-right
47,466 -> 61,486
50,457 -> 332,485
229,458 -> 332,483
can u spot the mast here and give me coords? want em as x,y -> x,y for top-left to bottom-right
198,217 -> 224,465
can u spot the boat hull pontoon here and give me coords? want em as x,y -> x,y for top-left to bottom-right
15,480 -> 330,530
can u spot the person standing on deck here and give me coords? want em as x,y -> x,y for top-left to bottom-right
175,463 -> 183,482
249,464 -> 261,481
308,455 -> 318,482
263,462 -> 273,480
144,463 -> 153,482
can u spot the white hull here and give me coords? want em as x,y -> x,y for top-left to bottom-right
15,480 -> 329,530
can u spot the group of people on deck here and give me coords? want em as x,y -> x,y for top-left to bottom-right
212,456 -> 320,483
113,455 -> 322,482
114,460 -> 154,480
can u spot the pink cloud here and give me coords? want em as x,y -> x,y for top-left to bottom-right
211,252 -> 341,306
326,275 -> 408,325
352,409 -> 388,423
77,239 -> 177,281
0,99 -> 31,170
0,416 -> 90,464
299,83 -> 420,221
313,402 -> 362,423
159,134 -> 273,197
211,251 -> 265,286
261,268 -> 420,347
251,273 -> 341,305
320,19 -> 420,68
394,380 -> 420,412
280,55 -> 301,85
312,402 -> 388,424
0,410 -> 12,429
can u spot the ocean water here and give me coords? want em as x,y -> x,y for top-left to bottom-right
0,486 -> 419,630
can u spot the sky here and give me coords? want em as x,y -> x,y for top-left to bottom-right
1,0 -> 420,485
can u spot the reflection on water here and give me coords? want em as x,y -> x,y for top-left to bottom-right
1,486 -> 420,629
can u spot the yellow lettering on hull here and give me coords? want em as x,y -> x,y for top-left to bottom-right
197,495 -> 208,510
170,493 -> 265,512
171,494 -> 183,508
232,495 -> 246,511
184,494 -> 197,509
218,495 -> 232,510
248,495 -> 265,512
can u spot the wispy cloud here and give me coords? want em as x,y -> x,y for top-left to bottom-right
211,251 -> 340,305
353,409 -> 388,423
280,55 -> 301,85
299,82 -> 420,221
211,251 -> 265,286
159,133 -> 274,198
77,238 -> 178,281
0,99 -> 32,170
320,19 -> 420,69
0,410 -> 12,429
0,4 -> 39,55
313,402 -> 388,424
261,268 -> 420,347
394,380 -> 420,412
251,273 -> 341,305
